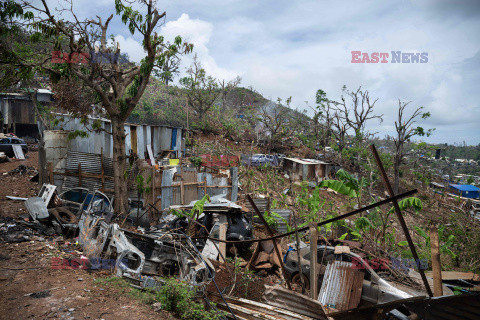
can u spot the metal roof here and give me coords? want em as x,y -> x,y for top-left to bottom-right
449,184 -> 480,192
284,158 -> 330,165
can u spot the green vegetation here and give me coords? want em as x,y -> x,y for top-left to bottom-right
95,276 -> 225,320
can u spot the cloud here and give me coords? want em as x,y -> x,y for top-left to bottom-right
38,0 -> 480,144
161,14 -> 239,81
114,35 -> 146,63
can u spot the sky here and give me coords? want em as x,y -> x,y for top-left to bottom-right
41,0 -> 480,145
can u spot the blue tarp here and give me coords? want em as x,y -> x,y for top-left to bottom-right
449,184 -> 480,192
449,184 -> 480,199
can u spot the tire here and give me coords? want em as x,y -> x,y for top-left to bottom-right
292,272 -> 310,290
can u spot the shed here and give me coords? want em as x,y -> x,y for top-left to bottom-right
449,184 -> 480,199
42,114 -> 183,159
283,158 -> 330,183
0,90 -> 53,138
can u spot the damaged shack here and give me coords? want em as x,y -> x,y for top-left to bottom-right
283,157 -> 331,183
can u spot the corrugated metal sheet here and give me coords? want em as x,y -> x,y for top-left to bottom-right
263,285 -> 329,320
56,151 -> 137,198
270,209 -> 292,233
161,168 -> 175,210
215,295 -> 316,320
318,261 -> 364,312
47,114 -> 182,158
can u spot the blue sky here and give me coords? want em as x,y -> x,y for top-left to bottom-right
41,0 -> 480,145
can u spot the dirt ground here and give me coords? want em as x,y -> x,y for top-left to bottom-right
0,152 -> 40,218
0,152 -> 174,320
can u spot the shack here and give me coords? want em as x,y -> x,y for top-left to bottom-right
448,184 -> 480,199
0,89 -> 53,138
41,114 -> 183,159
283,158 -> 330,183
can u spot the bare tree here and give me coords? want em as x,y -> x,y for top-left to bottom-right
330,109 -> 350,153
219,76 -> 241,110
336,86 -> 383,135
258,97 -> 293,151
180,54 -> 220,122
393,100 -> 434,193
13,0 -> 193,215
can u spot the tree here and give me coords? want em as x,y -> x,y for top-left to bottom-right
180,54 -> 220,122
392,100 -> 434,193
7,0 -> 193,215
219,76 -> 241,110
153,43 -> 182,86
258,97 -> 293,151
336,86 -> 383,135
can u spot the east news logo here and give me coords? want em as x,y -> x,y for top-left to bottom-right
351,51 -> 428,63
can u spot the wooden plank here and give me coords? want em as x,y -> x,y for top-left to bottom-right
424,271 -> 480,281
430,226 -> 443,296
12,145 -> 25,159
147,144 -> 155,166
218,215 -> 227,263
48,162 -> 53,184
101,148 -> 105,190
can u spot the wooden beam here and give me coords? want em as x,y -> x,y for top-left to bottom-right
48,162 -> 53,184
219,215 -> 227,263
370,144 -> 433,297
430,226 -> 443,296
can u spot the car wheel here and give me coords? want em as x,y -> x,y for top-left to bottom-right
292,273 -> 310,290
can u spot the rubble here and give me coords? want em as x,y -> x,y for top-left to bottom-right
3,144 -> 479,320
8,164 -> 37,175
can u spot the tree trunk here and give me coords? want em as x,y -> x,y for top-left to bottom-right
393,158 -> 400,194
111,116 -> 129,215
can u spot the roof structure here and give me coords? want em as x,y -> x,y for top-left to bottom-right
284,158 -> 330,165
449,184 -> 480,192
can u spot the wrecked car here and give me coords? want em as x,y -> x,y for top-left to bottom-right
164,195 -> 253,252
78,211 -> 215,288
243,154 -> 279,167
284,245 -> 453,305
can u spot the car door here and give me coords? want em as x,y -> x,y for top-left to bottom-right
0,138 -> 10,153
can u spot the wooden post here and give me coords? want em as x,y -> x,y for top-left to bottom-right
203,176 -> 207,197
430,226 -> 443,296
219,215 -> 228,263
48,162 -> 53,184
370,144 -> 433,297
309,222 -> 318,299
78,163 -> 82,187
101,148 -> 105,191
180,181 -> 185,205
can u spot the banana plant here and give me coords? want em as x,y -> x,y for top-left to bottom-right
398,225 -> 457,259
319,169 -> 368,206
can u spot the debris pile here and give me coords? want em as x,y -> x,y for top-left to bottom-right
4,145 -> 479,320
8,164 -> 37,176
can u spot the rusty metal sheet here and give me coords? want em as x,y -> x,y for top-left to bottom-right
318,261 -> 364,312
215,295 -> 316,320
263,285 -> 330,320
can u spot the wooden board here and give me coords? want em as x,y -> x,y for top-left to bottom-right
12,145 -> 25,159
425,271 -> 480,281
147,144 -> 155,166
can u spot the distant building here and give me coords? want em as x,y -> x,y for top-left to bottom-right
448,184 -> 480,199
283,158 -> 331,183
0,89 -> 53,138
41,113 -> 183,159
